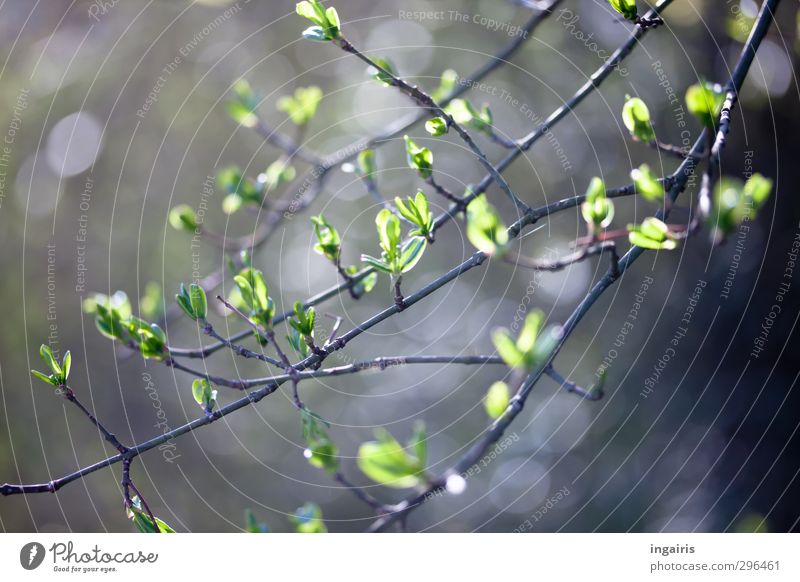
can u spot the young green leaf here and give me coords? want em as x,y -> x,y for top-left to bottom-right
466,194 -> 508,255
395,191 -> 434,241
175,283 -> 196,320
189,284 -> 207,320
425,117 -> 448,136
259,160 -> 296,192
368,57 -> 396,86
621,95 -> 656,143
356,149 -> 376,177
357,427 -> 426,489
445,98 -> 492,134
227,78 -> 259,127
244,509 -> 270,533
685,82 -> 726,129
627,217 -> 678,250
581,177 -> 615,232
608,0 -> 637,21
127,496 -> 175,533
493,309 -> 560,371
484,381 -> 510,419
168,205 -> 198,232
277,86 -> 323,125
630,164 -> 665,203
290,502 -> 327,533
191,378 -> 217,414
431,69 -> 458,102
403,135 -> 433,179
311,214 -> 341,263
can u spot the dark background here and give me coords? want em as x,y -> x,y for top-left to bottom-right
0,0 -> 798,532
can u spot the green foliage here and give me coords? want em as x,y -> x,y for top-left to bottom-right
244,509 -> 270,533
492,310 -> 561,371
361,209 -> 427,276
403,135 -> 433,179
368,57 -> 396,86
484,381 -> 510,419
344,265 -> 378,297
260,160 -> 296,193
277,86 -> 323,125
288,301 -> 315,338
445,98 -> 492,135
191,378 -> 217,415
425,117 -> 448,136
357,423 -> 427,489
227,78 -> 259,128
685,82 -> 726,129
466,194 -> 508,256
608,0 -> 637,21
290,502 -> 327,533
630,164 -> 665,203
296,0 -> 340,42
168,204 -> 198,232
627,217 -> 678,250
217,165 -> 262,215
311,214 -> 341,263
581,177 -> 615,233
709,173 -> 772,240
286,327 -> 311,358
83,291 -> 166,359
175,283 -> 207,321
356,149 -> 376,177
621,95 -> 656,143
31,344 -> 71,387
300,408 -> 339,474
395,191 -> 434,241
233,268 -> 275,330
431,69 -> 458,102
127,496 -> 175,533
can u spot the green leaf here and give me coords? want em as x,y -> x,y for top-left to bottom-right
466,194 -> 508,255
227,79 -> 259,127
360,254 -> 392,273
189,284 -> 207,320
445,98 -> 492,134
296,1 -> 322,24
127,496 -> 175,533
168,204 -> 198,231
608,0 -> 637,20
368,57 -> 396,86
485,381 -> 510,419
627,217 -> 678,250
686,82 -> 726,129
425,117 -> 448,136
39,344 -> 61,377
516,311 -> 544,354
621,95 -> 656,143
260,160 -> 296,192
375,208 -> 401,259
290,502 -> 327,533
581,177 -> 614,229
277,86 -> 323,125
191,378 -> 217,414
244,509 -> 270,533
403,135 -> 433,179
631,164 -> 665,203
743,173 -> 772,209
492,330 -> 526,369
311,214 -> 341,263
399,237 -> 426,273
140,281 -> 164,321
61,351 -> 71,383
356,149 -> 376,177
31,370 -> 57,386
357,428 -> 425,489
431,69 -> 458,102
175,283 -> 195,320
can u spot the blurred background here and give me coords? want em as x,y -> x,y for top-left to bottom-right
1,0 -> 799,532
